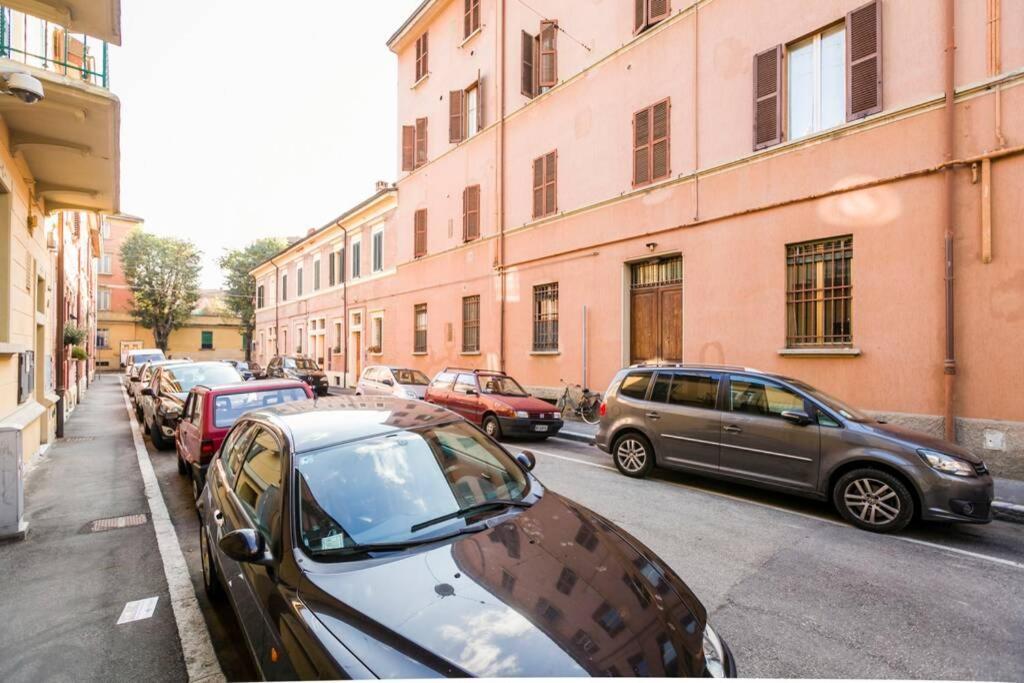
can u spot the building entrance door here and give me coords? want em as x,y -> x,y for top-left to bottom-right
629,256 -> 682,364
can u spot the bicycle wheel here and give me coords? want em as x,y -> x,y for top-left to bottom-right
580,399 -> 601,425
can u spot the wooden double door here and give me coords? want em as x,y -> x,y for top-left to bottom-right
629,257 -> 682,364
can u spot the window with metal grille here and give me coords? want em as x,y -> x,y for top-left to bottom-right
629,256 -> 682,289
414,304 -> 427,353
462,295 -> 480,353
532,283 -> 558,352
786,236 -> 852,347
201,331 -> 213,350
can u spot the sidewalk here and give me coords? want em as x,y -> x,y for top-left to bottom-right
552,419 -> 1024,521
0,377 -> 189,682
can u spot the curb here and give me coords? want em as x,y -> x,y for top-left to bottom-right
992,501 -> 1024,525
553,429 -> 596,445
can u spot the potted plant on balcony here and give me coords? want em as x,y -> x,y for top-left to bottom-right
63,324 -> 86,348
71,346 -> 88,362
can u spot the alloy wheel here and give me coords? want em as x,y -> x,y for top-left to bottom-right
616,438 -> 647,474
843,477 -> 902,525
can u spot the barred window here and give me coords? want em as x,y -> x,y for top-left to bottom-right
462,295 -> 480,353
786,236 -> 852,347
532,283 -> 558,352
256,285 -> 264,309
414,304 -> 427,353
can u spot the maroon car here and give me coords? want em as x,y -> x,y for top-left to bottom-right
424,368 -> 563,439
175,379 -> 312,500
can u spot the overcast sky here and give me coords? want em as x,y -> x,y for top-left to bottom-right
113,0 -> 421,288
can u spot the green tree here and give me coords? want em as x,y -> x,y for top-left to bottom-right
120,230 -> 202,352
219,237 -> 286,360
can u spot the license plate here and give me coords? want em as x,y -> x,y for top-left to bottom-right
533,424 -> 548,432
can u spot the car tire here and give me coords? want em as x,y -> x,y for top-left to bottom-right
483,415 -> 503,440
142,416 -> 150,434
177,452 -> 188,475
612,433 -> 655,478
191,471 -> 202,503
833,468 -> 915,533
200,524 -> 224,601
150,422 -> 170,451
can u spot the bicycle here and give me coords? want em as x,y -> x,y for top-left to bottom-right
556,379 -> 602,425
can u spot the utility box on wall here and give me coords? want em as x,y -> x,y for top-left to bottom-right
0,426 -> 27,541
18,350 -> 34,404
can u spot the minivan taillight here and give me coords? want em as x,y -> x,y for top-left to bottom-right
200,440 -> 216,456
599,402 -> 607,417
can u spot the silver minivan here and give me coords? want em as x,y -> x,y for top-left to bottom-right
355,365 -> 431,400
596,363 -> 994,533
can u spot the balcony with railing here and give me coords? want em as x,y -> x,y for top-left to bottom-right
0,7 -> 109,88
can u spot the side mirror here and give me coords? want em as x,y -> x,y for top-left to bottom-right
781,410 -> 811,426
382,378 -> 394,386
130,376 -> 140,383
515,450 -> 537,471
219,528 -> 271,565
142,387 -> 155,397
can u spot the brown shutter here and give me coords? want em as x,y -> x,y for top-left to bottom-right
414,209 -> 427,257
648,0 -> 670,25
539,21 -> 558,89
415,117 -> 428,168
471,0 -> 480,34
753,45 -> 783,150
402,125 -> 415,171
449,90 -> 465,143
634,0 -> 647,34
521,31 -> 535,97
463,185 -> 480,240
415,33 -> 428,81
532,157 -> 545,218
633,107 -> 651,186
651,99 -> 670,180
544,151 -> 557,214
847,0 -> 882,120
462,187 -> 469,239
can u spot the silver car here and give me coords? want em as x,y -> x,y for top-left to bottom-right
596,363 -> 994,533
355,366 -> 431,400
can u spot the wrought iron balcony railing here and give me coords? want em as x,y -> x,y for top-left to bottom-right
0,6 -> 109,88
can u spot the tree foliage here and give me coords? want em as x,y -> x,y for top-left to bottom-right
219,237 -> 286,360
120,230 -> 202,352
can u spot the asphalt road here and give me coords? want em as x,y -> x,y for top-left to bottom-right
142,423 -> 1024,681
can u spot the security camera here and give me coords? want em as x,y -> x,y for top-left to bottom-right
3,72 -> 44,104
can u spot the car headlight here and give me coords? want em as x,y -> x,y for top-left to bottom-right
515,410 -> 529,419
702,622 -> 727,678
917,448 -> 975,477
553,411 -> 561,420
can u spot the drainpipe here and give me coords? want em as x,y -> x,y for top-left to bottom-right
269,257 -> 280,356
942,0 -> 957,442
55,213 -> 65,438
497,0 -> 507,372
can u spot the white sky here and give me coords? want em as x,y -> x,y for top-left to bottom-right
113,0 -> 422,287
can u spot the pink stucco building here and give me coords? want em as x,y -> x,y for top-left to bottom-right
253,0 -> 1024,476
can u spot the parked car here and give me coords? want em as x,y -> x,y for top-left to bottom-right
223,360 -> 255,381
197,396 -> 736,679
248,361 -> 265,379
424,368 -> 563,439
355,365 -> 431,399
124,347 -> 165,370
597,363 -> 994,533
265,355 -> 329,396
129,359 -> 191,416
141,362 -> 243,450
175,379 -> 311,500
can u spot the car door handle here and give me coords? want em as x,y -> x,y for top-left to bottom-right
212,509 -> 224,527
645,412 -> 661,420
723,425 -> 742,434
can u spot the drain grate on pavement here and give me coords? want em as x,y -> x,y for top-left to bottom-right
87,514 -> 149,533
62,436 -> 97,443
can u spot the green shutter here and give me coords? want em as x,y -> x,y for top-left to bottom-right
201,331 -> 213,349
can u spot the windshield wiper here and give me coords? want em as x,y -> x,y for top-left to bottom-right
410,499 -> 533,533
320,523 -> 488,557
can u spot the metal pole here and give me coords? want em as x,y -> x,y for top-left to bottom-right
582,305 -> 588,390
56,214 -> 66,438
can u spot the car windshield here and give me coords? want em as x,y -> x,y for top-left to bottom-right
296,421 -> 529,557
787,379 -> 872,422
212,388 -> 308,428
163,363 -> 242,394
284,357 -> 319,371
393,369 -> 430,386
479,375 -> 529,397
132,353 -> 164,364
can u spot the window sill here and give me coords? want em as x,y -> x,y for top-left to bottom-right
530,350 -> 560,356
412,351 -> 427,356
460,351 -> 481,356
411,72 -> 430,90
459,27 -> 482,49
777,347 -> 861,358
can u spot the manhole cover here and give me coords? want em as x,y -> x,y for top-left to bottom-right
87,514 -> 148,533
62,436 -> 97,443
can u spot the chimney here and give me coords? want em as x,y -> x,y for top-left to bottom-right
306,228 -> 316,236
375,180 -> 391,193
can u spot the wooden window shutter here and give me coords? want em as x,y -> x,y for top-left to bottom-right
328,253 -> 335,286
449,90 -> 465,143
415,117 -> 428,168
648,0 -> 670,25
521,31 -> 535,97
471,0 -> 481,35
651,99 -> 670,180
752,45 -> 783,150
463,185 -> 480,240
634,0 -> 647,34
544,151 -> 557,214
414,209 -> 427,257
465,0 -> 480,38
633,107 -> 651,186
415,33 -> 428,81
532,156 -> 545,218
539,21 -> 558,89
846,0 -> 882,120
476,75 -> 485,130
402,125 -> 415,171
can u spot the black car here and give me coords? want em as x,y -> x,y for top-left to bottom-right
140,361 -> 243,450
197,397 -> 736,679
265,355 -> 328,396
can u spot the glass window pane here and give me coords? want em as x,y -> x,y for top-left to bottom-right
820,26 -> 846,130
730,377 -> 805,419
787,38 -> 814,140
619,372 -> 652,400
649,373 -> 672,403
668,374 -> 720,410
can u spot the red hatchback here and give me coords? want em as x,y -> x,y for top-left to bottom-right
175,379 -> 312,499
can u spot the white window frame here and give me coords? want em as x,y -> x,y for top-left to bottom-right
99,252 -> 113,275
787,23 -> 846,141
372,226 -> 384,273
466,83 -> 480,138
369,310 -> 384,355
97,287 -> 111,311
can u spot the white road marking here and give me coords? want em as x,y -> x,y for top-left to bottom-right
117,596 -> 159,625
523,444 -> 1024,573
121,387 -> 225,683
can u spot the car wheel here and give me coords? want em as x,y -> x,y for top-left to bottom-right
150,422 -> 170,451
199,524 -> 224,601
483,415 -> 503,439
177,452 -> 187,475
833,468 -> 914,533
613,433 -> 655,478
191,472 -> 202,502
142,416 -> 150,434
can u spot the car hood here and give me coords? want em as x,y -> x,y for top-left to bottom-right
488,394 -> 557,414
299,493 -> 707,677
858,421 -> 982,463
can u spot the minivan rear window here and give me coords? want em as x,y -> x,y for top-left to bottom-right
212,388 -> 309,428
618,373 -> 652,400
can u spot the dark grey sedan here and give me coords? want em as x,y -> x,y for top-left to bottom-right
596,364 -> 994,533
197,396 -> 736,679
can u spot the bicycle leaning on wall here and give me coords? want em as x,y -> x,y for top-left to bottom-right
556,379 -> 602,425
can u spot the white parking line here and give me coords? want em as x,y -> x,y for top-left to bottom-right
524,445 -> 1024,573
121,388 -> 225,683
